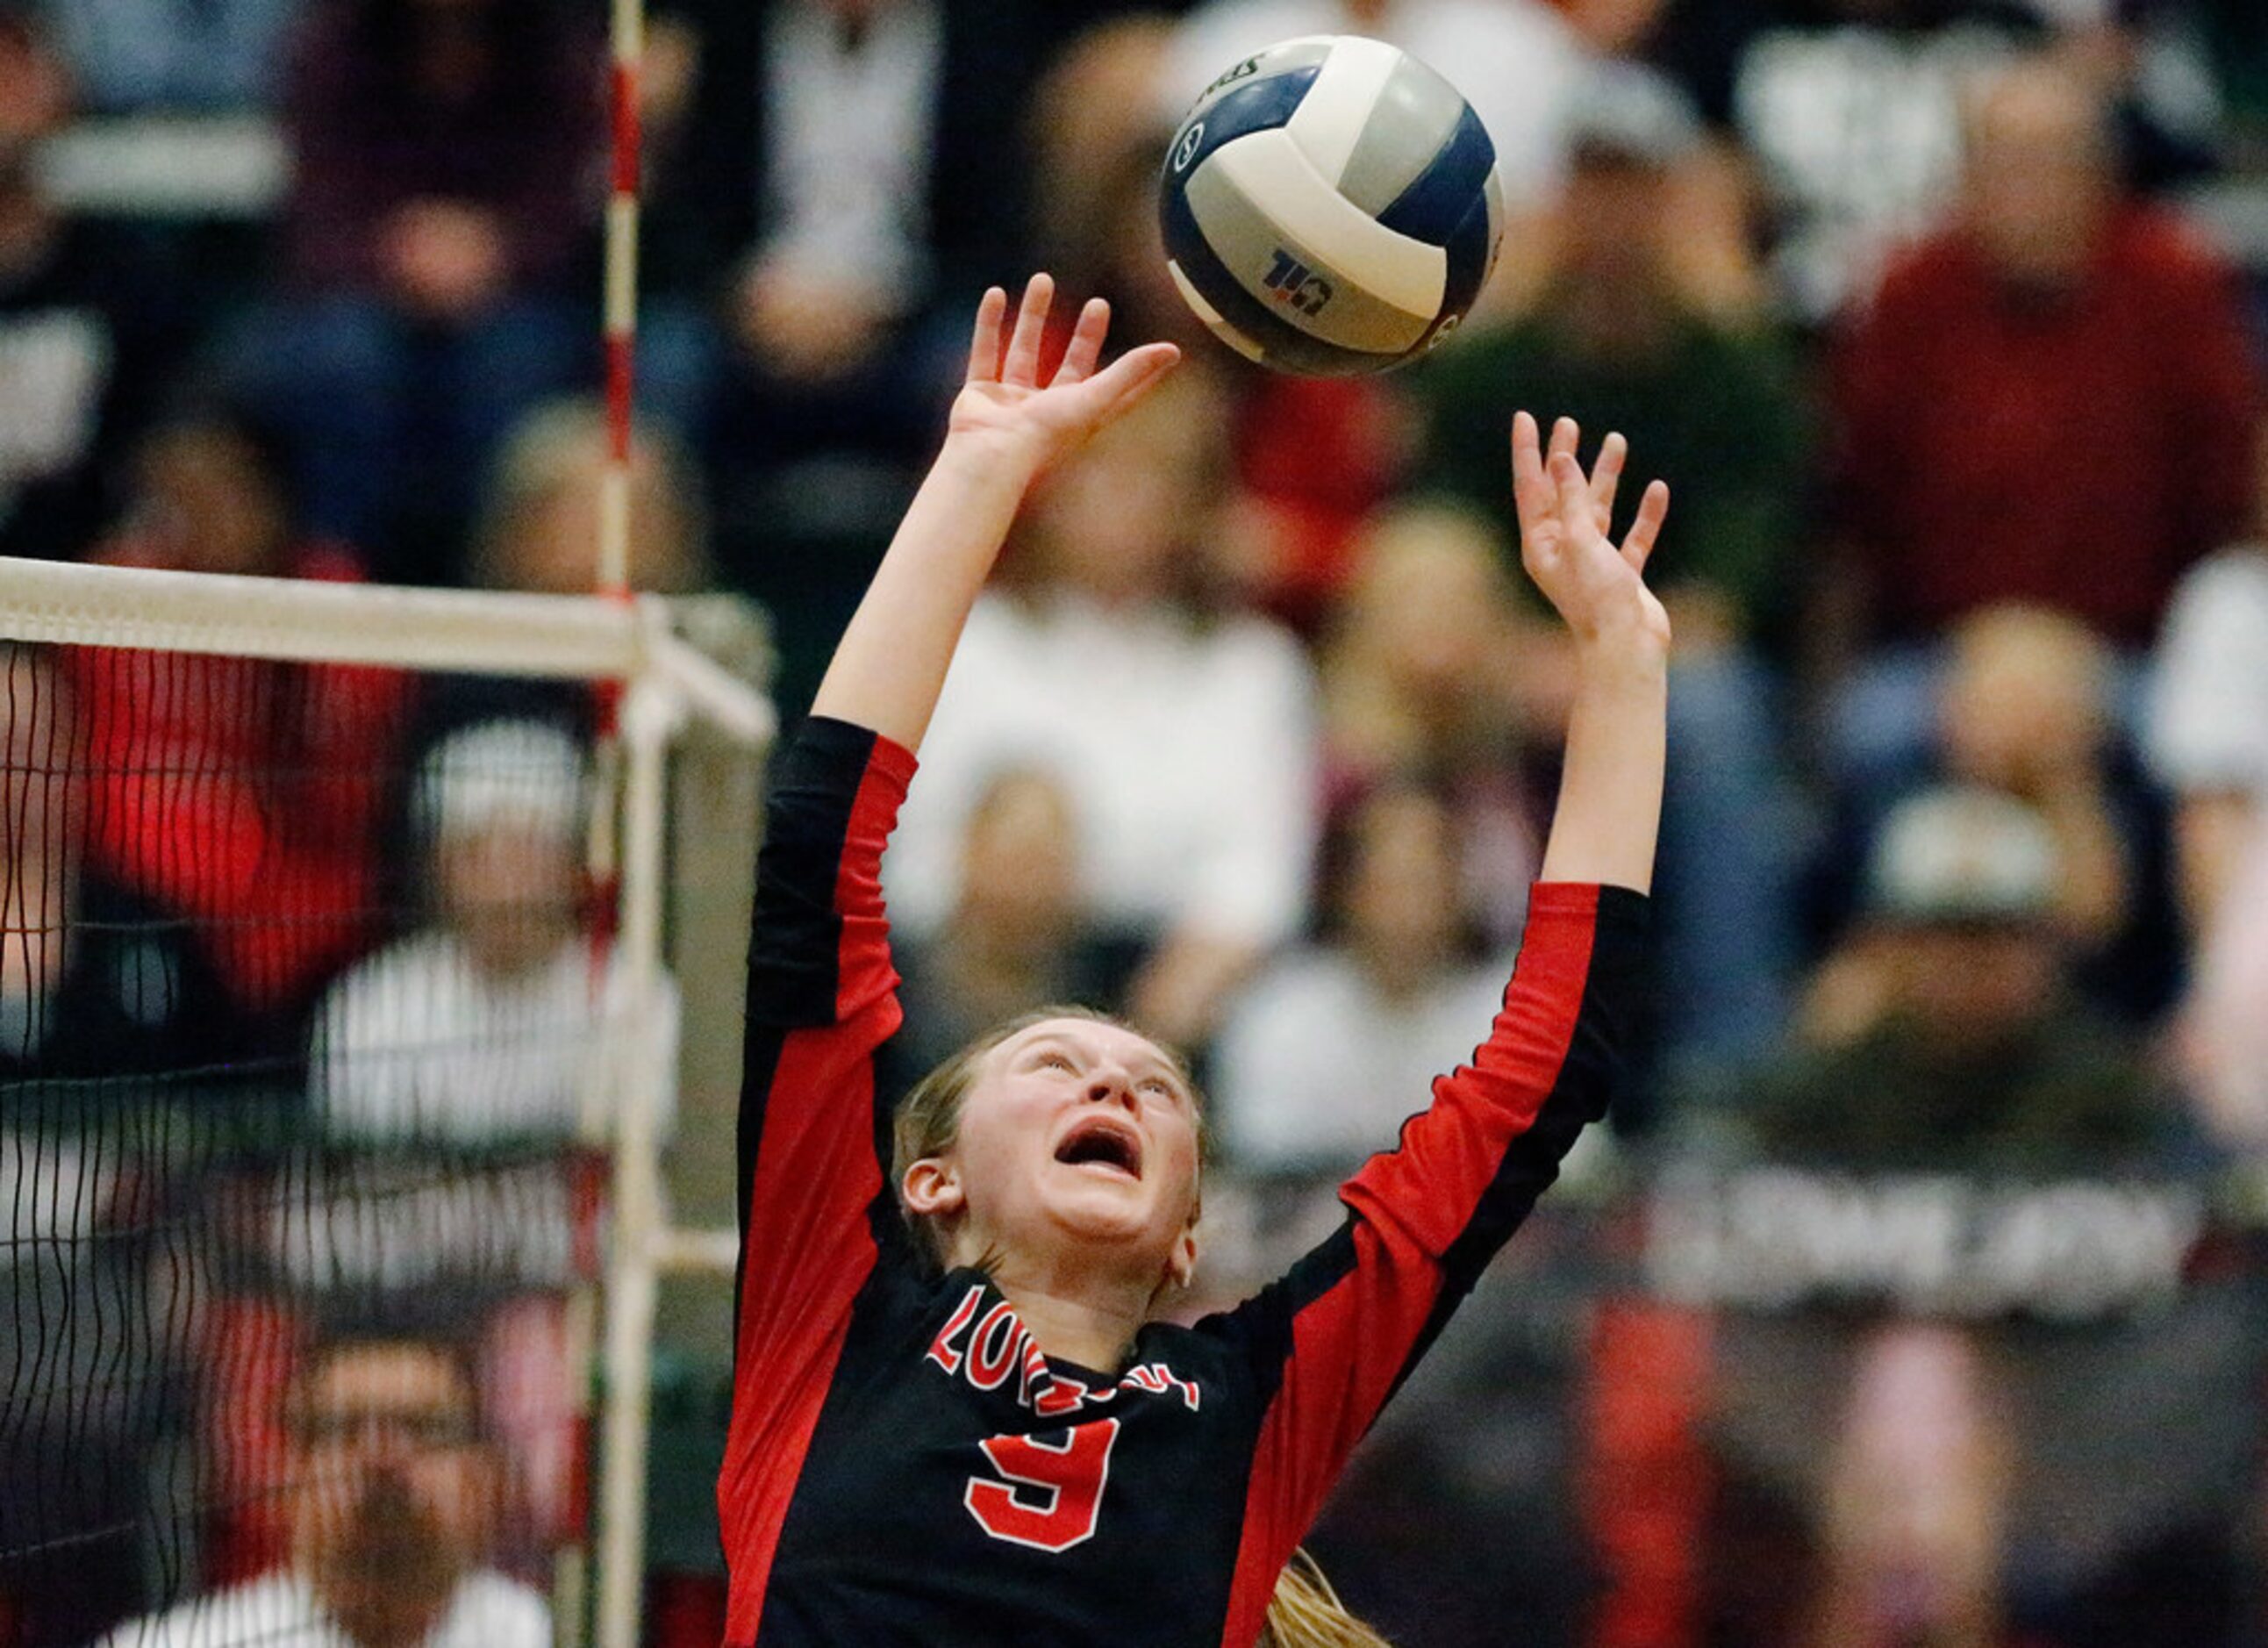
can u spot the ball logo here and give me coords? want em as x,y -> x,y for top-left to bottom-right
1200,56 -> 1260,98
1423,313 -> 1463,352
1171,123 -> 1205,174
1262,248 -> 1334,318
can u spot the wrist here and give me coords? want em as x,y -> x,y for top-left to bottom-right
935,428 -> 1048,494
1571,632 -> 1670,694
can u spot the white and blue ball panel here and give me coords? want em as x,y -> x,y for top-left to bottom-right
1159,35 -> 1502,376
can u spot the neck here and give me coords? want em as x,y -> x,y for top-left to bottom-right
1556,273 -> 1675,358
310,1569 -> 454,1648
980,1252 -> 1160,1372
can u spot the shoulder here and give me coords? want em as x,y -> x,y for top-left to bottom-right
1857,232 -> 1978,322
2106,204 -> 2242,289
321,934 -> 461,1021
2165,548 -> 2268,633
100,1573 -> 314,1648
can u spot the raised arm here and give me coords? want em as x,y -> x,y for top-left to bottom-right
1213,417 -> 1667,1647
1516,410 -> 1671,892
726,282 -> 1177,1552
811,273 -> 1179,751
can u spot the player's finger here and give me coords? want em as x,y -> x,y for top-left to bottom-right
1589,431 -> 1628,529
1511,411 -> 1549,539
1621,479 -> 1671,573
1549,450 -> 1593,539
967,287 -> 1007,383
1055,297 -> 1110,386
1073,341 -> 1180,425
1004,272 -> 1054,387
1547,416 -> 1580,470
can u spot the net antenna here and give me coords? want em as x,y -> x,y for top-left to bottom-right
587,0 -> 652,1643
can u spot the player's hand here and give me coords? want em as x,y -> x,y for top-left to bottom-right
1511,412 -> 1671,664
944,274 -> 1180,482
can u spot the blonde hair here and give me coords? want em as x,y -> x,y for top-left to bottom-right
892,1019 -> 1390,1647
1262,1549 -> 1396,1647
469,398 -> 710,594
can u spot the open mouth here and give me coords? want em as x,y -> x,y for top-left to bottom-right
1053,1115 -> 1143,1180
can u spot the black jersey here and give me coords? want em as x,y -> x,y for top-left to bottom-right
721,716 -> 1647,1647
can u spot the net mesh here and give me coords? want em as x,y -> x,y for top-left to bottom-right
0,632 -> 626,1648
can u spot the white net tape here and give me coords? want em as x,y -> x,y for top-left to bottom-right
0,556 -> 641,677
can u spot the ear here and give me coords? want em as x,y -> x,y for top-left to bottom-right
901,1157 -> 965,1220
1165,1222 -> 1199,1291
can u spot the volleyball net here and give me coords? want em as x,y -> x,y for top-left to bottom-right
0,557 -> 769,1648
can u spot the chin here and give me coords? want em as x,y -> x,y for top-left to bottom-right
1041,1182 -> 1167,1250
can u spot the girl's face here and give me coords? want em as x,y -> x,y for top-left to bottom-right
905,1018 -> 1203,1297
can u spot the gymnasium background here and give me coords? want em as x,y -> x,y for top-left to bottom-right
3,0 -> 2267,1644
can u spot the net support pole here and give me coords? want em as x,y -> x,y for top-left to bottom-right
596,626 -> 677,1648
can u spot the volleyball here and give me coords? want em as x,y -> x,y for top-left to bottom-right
1159,36 -> 1504,376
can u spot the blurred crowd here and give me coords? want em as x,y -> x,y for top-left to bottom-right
4,0 -> 2268,1644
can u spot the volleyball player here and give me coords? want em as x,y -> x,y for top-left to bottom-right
721,273 -> 1669,1646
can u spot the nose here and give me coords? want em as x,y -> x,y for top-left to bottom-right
1084,1064 -> 1138,1111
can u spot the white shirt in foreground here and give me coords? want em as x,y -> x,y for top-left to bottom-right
96,1568 -> 549,1648
886,591 -> 1320,948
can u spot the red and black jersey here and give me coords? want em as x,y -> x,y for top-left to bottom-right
721,716 -> 1648,1648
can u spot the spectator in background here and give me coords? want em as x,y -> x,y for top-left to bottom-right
1805,1322 -> 2013,1648
314,719 -> 676,1143
1653,0 -> 2048,324
232,0 -> 602,578
0,4 -> 190,561
1934,607 -> 2139,962
1739,785 -> 2171,1171
1213,781 -> 1513,1182
1420,67 -> 1807,653
647,0 -> 1074,482
881,766 -> 1113,1102
38,0 -> 297,113
412,397 -> 712,752
1319,505 -> 1551,949
2148,439 -> 2268,947
97,1329 -> 550,1648
1713,786 -> 2207,1648
1806,602 -> 2178,1035
1415,65 -> 1810,1096
467,399 -> 711,598
1823,54 -> 2258,798
61,408 -> 410,1026
884,363 -> 1319,1049
2150,441 -> 2268,1150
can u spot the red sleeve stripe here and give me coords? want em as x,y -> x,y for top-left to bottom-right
721,720 -> 919,1640
1220,885 -> 1643,1648
832,734 -> 919,1023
